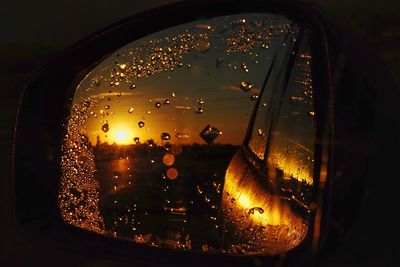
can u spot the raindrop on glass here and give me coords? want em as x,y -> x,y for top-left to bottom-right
250,94 -> 259,101
241,63 -> 249,73
101,122 -> 109,133
155,102 -> 161,108
248,207 -> 264,215
199,125 -> 222,144
113,171 -> 122,179
138,121 -> 145,128
194,107 -> 204,114
161,132 -> 171,141
93,77 -> 101,86
240,81 -> 253,92
118,64 -> 127,72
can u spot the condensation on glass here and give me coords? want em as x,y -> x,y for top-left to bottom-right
59,13 -> 316,255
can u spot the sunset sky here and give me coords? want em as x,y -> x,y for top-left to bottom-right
73,14 -> 287,146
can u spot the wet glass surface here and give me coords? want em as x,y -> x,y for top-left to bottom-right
59,14 -> 315,255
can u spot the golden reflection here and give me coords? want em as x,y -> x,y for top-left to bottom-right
221,151 -> 308,255
108,124 -> 134,145
269,153 -> 313,185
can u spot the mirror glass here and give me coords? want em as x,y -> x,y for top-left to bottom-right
60,13 -> 315,255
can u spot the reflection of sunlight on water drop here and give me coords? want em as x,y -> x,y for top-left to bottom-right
101,122 -> 109,133
194,107 -> 204,114
250,94 -> 259,101
197,98 -> 205,105
240,81 -> 253,92
161,132 -> 171,140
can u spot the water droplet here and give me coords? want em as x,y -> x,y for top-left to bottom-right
262,102 -> 267,107
155,102 -> 161,108
257,129 -> 265,136
196,185 -> 204,195
161,132 -> 171,140
147,139 -> 155,147
289,96 -> 305,105
250,94 -> 259,101
128,107 -> 134,113
195,41 -> 210,53
101,122 -> 109,133
138,121 -> 145,128
113,171 -> 122,179
308,111 -> 315,117
194,107 -> 204,114
117,92 -> 122,97
93,77 -> 101,86
240,81 -> 253,92
241,63 -> 249,73
118,63 -> 127,72
129,83 -> 137,89
163,99 -> 171,105
197,98 -> 205,105
134,137 -> 140,144
248,207 -> 264,215
105,105 -> 110,109
199,125 -> 222,144
172,92 -> 176,97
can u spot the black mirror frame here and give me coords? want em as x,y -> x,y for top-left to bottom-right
12,0 -> 334,266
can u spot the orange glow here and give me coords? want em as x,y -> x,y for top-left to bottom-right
227,182 -> 292,226
221,152 -> 308,254
270,153 -> 313,185
163,153 -> 175,166
108,125 -> 134,145
167,168 -> 179,180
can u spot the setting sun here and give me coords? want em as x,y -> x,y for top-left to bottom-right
109,125 -> 134,145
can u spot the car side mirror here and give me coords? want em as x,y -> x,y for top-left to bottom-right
13,1 -> 382,266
